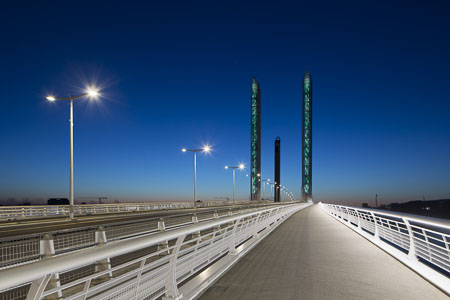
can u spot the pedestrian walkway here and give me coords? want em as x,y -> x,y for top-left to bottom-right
199,204 -> 448,300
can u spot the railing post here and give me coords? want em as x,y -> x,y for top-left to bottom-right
371,212 -> 379,239
158,218 -> 170,254
213,210 -> 221,232
163,234 -> 186,300
402,218 -> 418,261
39,234 -> 62,299
252,212 -> 263,239
133,259 -> 146,300
228,218 -> 242,255
356,211 -> 362,231
26,274 -> 52,300
192,214 -> 201,239
95,226 -> 113,278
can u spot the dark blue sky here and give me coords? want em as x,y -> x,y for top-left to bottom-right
1,1 -> 449,205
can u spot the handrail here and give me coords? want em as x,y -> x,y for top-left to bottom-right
0,202 -> 309,296
321,203 -> 450,295
0,202 -> 292,270
0,200 -> 276,220
323,204 -> 450,228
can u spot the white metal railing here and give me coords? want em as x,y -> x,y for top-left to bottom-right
0,200 -> 265,221
0,202 -> 311,300
321,203 -> 450,295
0,203 -> 282,270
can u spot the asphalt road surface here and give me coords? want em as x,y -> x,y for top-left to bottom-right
0,205 -> 245,239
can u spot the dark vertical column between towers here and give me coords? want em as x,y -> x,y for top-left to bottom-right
250,77 -> 261,201
302,71 -> 312,202
274,137 -> 281,202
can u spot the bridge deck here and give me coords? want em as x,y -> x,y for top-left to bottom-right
199,204 -> 448,300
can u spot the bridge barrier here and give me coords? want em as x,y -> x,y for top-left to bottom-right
0,203 -> 278,270
0,200 -> 263,221
321,203 -> 450,295
0,202 -> 311,300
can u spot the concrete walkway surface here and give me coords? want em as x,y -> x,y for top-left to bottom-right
199,204 -> 448,300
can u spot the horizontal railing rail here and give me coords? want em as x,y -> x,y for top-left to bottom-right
0,202 -> 311,300
0,202 -> 286,270
0,200 -> 269,221
321,203 -> 450,295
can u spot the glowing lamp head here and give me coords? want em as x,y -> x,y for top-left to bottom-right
46,96 -> 56,101
86,88 -> 99,98
267,179 -> 270,182
257,173 -> 260,177
181,148 -> 187,152
239,164 -> 245,170
225,166 -> 229,169
202,145 -> 211,153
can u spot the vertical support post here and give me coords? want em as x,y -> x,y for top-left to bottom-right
228,218 -> 242,255
371,212 -> 379,240
69,98 -> 74,220
158,218 -> 169,254
213,211 -> 221,234
133,259 -> 146,300
95,226 -> 112,278
232,168 -> 236,205
252,212 -> 262,239
26,274 -> 52,300
40,234 -> 62,299
403,218 -> 418,261
163,234 -> 186,300
357,211 -> 362,230
192,214 -> 201,240
194,151 -> 197,208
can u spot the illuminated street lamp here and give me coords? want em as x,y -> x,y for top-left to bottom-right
182,145 -> 211,208
225,164 -> 244,205
46,87 -> 100,219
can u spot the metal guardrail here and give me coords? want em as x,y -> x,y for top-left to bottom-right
0,201 -> 256,221
0,202 -> 311,300
0,203 -> 186,220
321,203 -> 450,295
0,203 -> 278,270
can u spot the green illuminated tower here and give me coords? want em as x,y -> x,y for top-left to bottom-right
302,71 -> 312,202
250,77 -> 261,200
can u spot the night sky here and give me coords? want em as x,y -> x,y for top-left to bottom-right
1,1 -> 449,206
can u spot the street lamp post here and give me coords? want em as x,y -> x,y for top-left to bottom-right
225,164 -> 244,205
270,183 -> 274,200
261,179 -> 270,200
182,146 -> 211,208
46,88 -> 99,220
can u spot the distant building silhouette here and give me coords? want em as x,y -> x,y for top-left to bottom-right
48,198 -> 69,205
378,199 -> 450,219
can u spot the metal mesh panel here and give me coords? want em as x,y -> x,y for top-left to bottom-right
53,229 -> 96,254
135,266 -> 168,300
59,264 -> 96,285
105,220 -> 158,241
197,212 -> 215,221
0,236 -> 40,269
0,284 -> 30,300
164,215 -> 192,229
